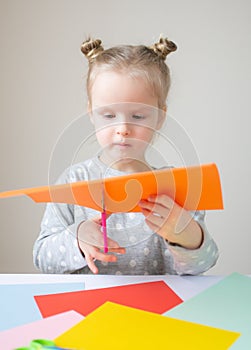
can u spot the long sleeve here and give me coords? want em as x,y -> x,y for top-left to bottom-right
165,210 -> 219,275
33,164 -> 92,274
33,201 -> 87,273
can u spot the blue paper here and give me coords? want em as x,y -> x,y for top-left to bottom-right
0,282 -> 84,331
165,273 -> 251,349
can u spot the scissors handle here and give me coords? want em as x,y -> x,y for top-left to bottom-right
101,210 -> 108,253
14,338 -> 74,349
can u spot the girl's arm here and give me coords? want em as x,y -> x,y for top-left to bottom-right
139,194 -> 208,248
139,195 -> 219,275
33,163 -> 93,274
33,201 -> 87,274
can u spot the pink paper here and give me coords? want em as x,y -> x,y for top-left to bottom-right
0,310 -> 84,350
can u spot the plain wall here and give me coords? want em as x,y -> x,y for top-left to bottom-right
0,0 -> 250,274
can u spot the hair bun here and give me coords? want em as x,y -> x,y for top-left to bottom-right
80,38 -> 104,61
150,36 -> 177,60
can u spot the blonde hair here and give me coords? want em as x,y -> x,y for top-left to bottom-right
81,36 -> 177,108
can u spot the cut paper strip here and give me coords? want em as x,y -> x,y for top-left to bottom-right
0,163 -> 223,212
165,273 -> 251,349
55,302 -> 240,350
0,282 -> 84,332
35,281 -> 182,318
0,310 -> 84,350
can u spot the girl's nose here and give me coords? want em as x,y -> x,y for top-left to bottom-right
116,123 -> 130,136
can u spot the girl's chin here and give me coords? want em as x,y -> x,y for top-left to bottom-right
100,155 -> 149,172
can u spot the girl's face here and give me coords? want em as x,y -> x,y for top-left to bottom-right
89,71 -> 165,172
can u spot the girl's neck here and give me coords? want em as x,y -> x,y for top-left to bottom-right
98,154 -> 152,173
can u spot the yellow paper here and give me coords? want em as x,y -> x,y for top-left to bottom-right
55,302 -> 240,350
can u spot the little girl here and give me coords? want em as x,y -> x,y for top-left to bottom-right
33,36 -> 219,275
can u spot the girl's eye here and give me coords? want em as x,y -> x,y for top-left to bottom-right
132,114 -> 145,120
103,114 -> 116,119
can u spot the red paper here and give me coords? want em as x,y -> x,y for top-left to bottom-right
34,281 -> 183,317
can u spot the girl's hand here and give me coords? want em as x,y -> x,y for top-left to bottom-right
77,216 -> 126,274
139,195 -> 203,249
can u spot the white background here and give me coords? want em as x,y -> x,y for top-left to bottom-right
0,0 -> 250,274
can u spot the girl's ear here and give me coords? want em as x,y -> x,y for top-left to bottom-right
88,102 -> 94,124
156,105 -> 167,130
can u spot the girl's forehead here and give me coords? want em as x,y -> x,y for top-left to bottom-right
93,102 -> 160,115
92,70 -> 148,87
90,70 -> 158,107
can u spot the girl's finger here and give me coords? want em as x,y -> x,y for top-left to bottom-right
85,248 -> 119,273
85,254 -> 99,274
139,198 -> 166,211
144,211 -> 164,227
139,201 -> 169,221
148,194 -> 175,208
104,235 -> 126,253
107,247 -> 126,254
93,249 -> 122,262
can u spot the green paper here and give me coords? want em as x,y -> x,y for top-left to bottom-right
165,272 -> 251,349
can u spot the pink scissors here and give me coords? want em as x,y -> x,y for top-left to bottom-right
101,181 -> 108,253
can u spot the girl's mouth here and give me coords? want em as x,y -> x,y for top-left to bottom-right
113,142 -> 131,147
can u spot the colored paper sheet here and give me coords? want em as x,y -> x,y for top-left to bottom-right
0,163 -> 223,211
55,302 -> 240,350
0,282 -> 84,332
35,281 -> 182,318
0,310 -> 84,350
165,273 -> 251,349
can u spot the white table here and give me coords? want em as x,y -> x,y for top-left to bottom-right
0,273 -> 223,301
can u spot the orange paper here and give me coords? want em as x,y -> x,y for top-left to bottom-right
0,163 -> 223,212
